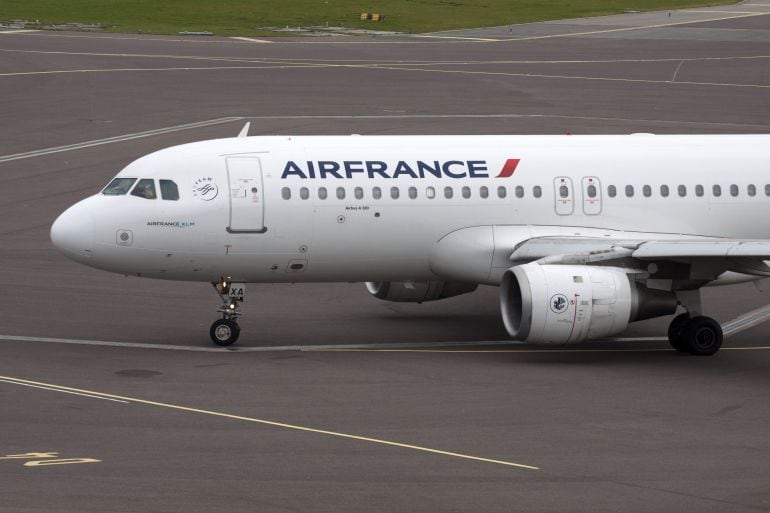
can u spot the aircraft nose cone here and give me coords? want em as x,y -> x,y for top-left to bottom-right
51,200 -> 95,263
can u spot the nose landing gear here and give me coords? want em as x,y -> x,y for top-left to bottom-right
209,278 -> 244,346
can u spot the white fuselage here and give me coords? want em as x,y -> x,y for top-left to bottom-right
51,134 -> 770,284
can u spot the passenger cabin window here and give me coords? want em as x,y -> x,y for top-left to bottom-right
713,185 -> 721,197
282,187 -> 291,200
372,186 -> 382,200
497,186 -> 506,199
748,184 -> 757,197
409,186 -> 418,199
480,186 -> 489,199
103,177 -> 137,196
559,185 -> 569,198
131,179 -> 157,199
300,187 -> 310,200
336,187 -> 345,200
159,180 -> 179,200
588,184 -> 598,198
354,187 -> 364,199
730,184 -> 739,197
660,185 -> 669,197
318,187 -> 328,200
515,186 -> 524,198
765,184 -> 770,196
462,186 -> 471,199
678,185 -> 686,197
533,186 -> 542,198
608,185 -> 617,198
426,186 -> 435,199
695,185 -> 704,197
444,186 -> 454,199
625,185 -> 634,197
390,187 -> 399,199
642,185 -> 651,198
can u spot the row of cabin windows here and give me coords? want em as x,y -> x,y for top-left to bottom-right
102,177 -> 179,200
282,185 -> 545,201
607,183 -> 768,198
283,183 -> 770,202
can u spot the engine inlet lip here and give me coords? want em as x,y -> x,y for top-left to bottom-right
501,267 -> 532,340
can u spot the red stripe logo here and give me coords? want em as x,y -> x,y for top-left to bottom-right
496,159 -> 520,178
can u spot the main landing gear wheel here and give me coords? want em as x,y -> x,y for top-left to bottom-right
682,316 -> 723,356
667,313 -> 690,352
210,319 -> 240,346
668,314 -> 723,355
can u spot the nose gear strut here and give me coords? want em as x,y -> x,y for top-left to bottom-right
209,277 -> 244,346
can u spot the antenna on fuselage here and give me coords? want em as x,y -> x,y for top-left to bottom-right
237,122 -> 251,138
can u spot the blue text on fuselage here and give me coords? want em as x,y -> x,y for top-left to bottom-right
281,160 -> 489,179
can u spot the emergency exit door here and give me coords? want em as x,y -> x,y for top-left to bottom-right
226,156 -> 266,233
581,176 -> 602,215
553,176 -> 574,215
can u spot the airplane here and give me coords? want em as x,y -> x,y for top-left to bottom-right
50,128 -> 770,355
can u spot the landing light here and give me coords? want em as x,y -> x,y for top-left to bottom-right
216,277 -> 232,294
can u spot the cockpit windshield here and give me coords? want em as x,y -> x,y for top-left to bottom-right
102,177 -> 137,195
131,178 -> 157,199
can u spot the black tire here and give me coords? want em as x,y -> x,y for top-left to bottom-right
683,316 -> 723,356
210,319 -> 240,346
667,313 -> 690,352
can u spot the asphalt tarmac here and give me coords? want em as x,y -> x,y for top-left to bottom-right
1,2 -> 769,511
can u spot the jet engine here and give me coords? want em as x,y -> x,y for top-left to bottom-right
366,281 -> 478,303
500,263 -> 676,343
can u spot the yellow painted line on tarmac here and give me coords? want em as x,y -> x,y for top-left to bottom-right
0,375 -> 539,471
3,47 -> 769,66
0,64 -> 326,78
350,63 -> 770,89
7,48 -> 765,89
1,60 -> 767,89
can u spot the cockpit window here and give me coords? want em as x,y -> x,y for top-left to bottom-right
159,180 -> 179,201
131,179 -> 157,199
102,178 -> 137,196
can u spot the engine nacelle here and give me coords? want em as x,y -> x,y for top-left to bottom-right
500,263 -> 676,343
366,281 -> 478,303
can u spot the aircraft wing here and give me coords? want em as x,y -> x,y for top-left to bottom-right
509,237 -> 770,279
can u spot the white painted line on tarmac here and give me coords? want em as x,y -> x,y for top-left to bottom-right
0,378 -> 129,403
682,10 -> 770,14
0,30 -> 38,34
413,34 -> 501,42
230,36 -> 274,44
495,11 -> 770,42
0,117 -> 242,164
234,113 -> 770,130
